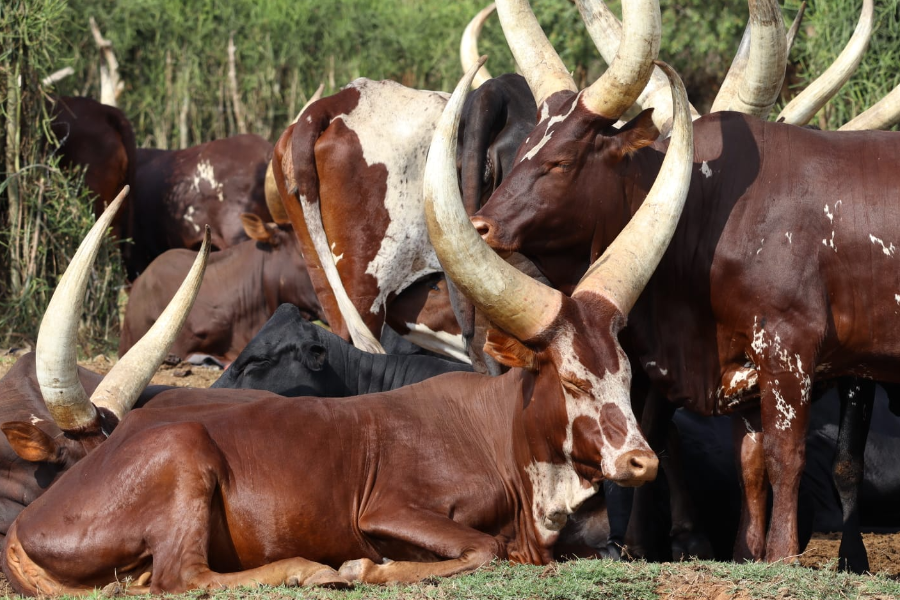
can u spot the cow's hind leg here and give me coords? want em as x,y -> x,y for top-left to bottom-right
833,378 -> 874,574
338,508 -> 505,584
731,411 -> 768,561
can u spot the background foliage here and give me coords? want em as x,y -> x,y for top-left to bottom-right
1,0 -> 899,352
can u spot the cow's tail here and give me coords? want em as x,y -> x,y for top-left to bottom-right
275,101 -> 385,354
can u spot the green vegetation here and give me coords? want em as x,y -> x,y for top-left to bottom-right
2,0 -> 899,351
28,559 -> 900,600
0,0 -> 123,354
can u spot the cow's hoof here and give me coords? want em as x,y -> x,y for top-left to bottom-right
671,532 -> 715,561
289,568 -> 352,589
338,558 -> 376,582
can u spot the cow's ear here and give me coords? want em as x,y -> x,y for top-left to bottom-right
241,213 -> 275,244
1,422 -> 62,463
484,328 -> 538,371
301,342 -> 327,371
609,109 -> 659,160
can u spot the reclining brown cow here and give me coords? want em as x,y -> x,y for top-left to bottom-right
0,60 -> 692,595
119,214 -> 322,362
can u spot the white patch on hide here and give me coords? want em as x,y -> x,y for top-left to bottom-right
330,242 -> 343,266
183,205 -> 200,233
785,232 -> 792,244
191,159 -> 225,202
700,161 -> 712,178
773,385 -> 796,431
338,80 -> 448,316
29,414 -> 44,425
742,417 -> 758,443
401,322 -> 469,363
895,294 -> 900,306
526,460 -> 596,543
869,234 -> 896,257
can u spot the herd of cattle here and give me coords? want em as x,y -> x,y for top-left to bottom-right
3,0 -> 900,594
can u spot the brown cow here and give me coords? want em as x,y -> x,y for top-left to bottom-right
0,59 -> 694,594
49,96 -> 137,276
470,0 -> 900,567
119,215 -> 322,363
129,134 -> 273,277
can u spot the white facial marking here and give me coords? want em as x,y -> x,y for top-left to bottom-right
526,461 -> 596,543
895,294 -> 900,306
785,232 -> 792,244
527,325 -> 649,543
869,234 -> 897,257
401,322 -> 469,363
756,238 -> 765,255
29,414 -> 44,425
191,159 -> 225,202
700,161 -> 712,178
521,97 -> 578,163
538,102 -> 550,123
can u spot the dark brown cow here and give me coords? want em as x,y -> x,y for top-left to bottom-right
472,0 -> 900,565
119,215 -> 322,363
129,134 -> 273,276
49,96 -> 137,274
0,60 -> 696,594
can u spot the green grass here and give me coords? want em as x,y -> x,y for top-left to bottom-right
11,559 -> 900,600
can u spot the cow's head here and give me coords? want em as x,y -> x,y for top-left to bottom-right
211,304 -> 331,397
469,0 -> 661,293
3,187 -> 210,461
426,54 -> 692,494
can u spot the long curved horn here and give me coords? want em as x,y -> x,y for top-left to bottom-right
264,161 -> 289,224
576,0 -> 698,134
710,0 -> 786,118
495,0 -> 577,108
777,0 -> 874,126
425,56 -> 562,341
461,3 -> 496,88
579,0 -> 660,121
90,227 -> 211,420
35,187 -> 129,432
840,82 -> 900,131
574,61 -> 692,315
786,1 -> 807,54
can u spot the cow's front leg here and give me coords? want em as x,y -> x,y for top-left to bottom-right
731,410 -> 767,561
758,368 -> 812,562
339,509 -> 506,584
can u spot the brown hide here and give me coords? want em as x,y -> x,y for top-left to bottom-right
119,223 -> 321,362
130,134 -> 273,276
49,96 -> 137,276
474,106 -> 900,561
0,354 -> 173,539
3,293 -> 656,594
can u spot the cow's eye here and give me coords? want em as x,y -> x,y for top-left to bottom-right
553,161 -> 573,173
562,376 -> 590,395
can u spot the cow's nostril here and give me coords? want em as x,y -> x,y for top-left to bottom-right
470,217 -> 492,239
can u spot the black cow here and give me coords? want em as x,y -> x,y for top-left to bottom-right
212,304 -> 472,397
